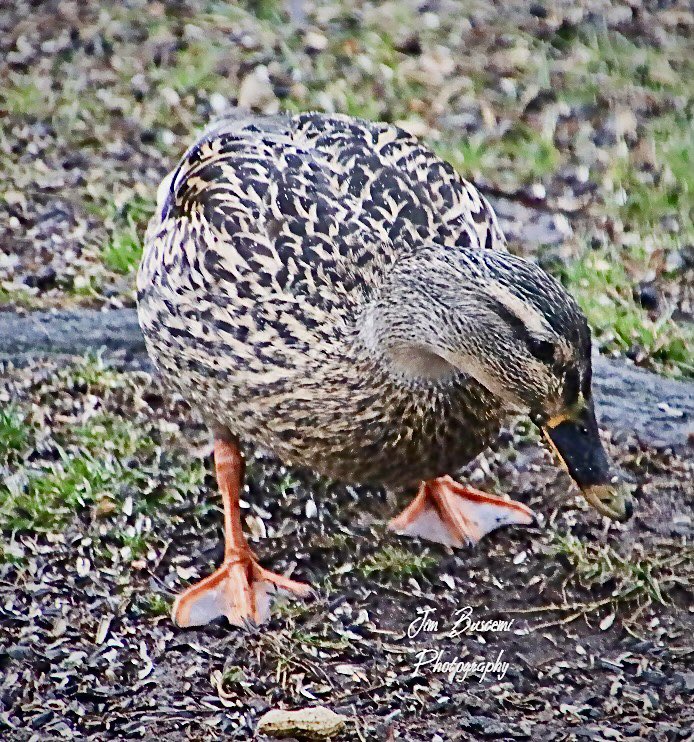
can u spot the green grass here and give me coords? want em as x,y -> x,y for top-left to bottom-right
0,76 -> 47,117
560,249 -> 693,376
118,530 -> 152,560
153,41 -> 226,95
103,224 -> 142,274
100,195 -> 154,275
0,410 -> 204,539
498,123 -> 561,180
359,545 -> 436,579
61,353 -> 123,392
140,593 -> 171,617
0,406 -> 31,461
73,414 -> 153,459
0,446 -> 117,532
432,136 -> 491,181
0,286 -> 39,308
0,355 -> 207,538
434,123 -> 561,185
275,472 -> 301,497
610,114 -> 693,231
582,31 -> 685,93
551,533 -> 691,608
245,0 -> 285,23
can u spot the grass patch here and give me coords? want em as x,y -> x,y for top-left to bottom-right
0,406 -> 31,462
0,405 -> 205,537
431,136 -> 491,181
551,533 -> 691,609
582,31 -> 686,94
434,123 -> 561,185
609,113 -> 694,231
0,446 -> 119,532
141,593 -> 171,617
0,355 -> 198,537
560,249 -> 693,376
359,545 -> 436,579
153,41 -> 225,95
118,530 -> 152,560
498,123 -> 561,180
100,194 -> 154,276
0,76 -> 48,117
73,414 -> 153,458
0,286 -> 40,308
59,352 -> 124,393
102,224 -> 142,274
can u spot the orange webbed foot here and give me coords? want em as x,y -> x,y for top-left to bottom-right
172,435 -> 312,629
172,547 -> 312,628
388,475 -> 535,548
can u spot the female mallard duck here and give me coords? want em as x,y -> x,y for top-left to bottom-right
137,112 -> 633,628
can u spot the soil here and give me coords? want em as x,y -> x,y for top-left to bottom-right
0,345 -> 692,740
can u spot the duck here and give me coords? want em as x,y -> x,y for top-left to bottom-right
136,112 -> 633,628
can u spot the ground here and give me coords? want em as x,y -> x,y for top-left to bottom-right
0,0 -> 693,740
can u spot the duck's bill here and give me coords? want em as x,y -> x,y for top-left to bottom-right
543,404 -> 634,522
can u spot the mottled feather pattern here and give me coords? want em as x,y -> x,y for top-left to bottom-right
137,113 -> 508,488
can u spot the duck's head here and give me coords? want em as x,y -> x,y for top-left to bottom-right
365,246 -> 634,521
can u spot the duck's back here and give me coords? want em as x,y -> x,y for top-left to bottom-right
137,113 -> 505,486
139,113 -> 503,291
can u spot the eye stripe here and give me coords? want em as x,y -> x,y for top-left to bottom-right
527,337 -> 556,364
485,296 -> 559,366
486,296 -> 531,342
486,281 -> 554,336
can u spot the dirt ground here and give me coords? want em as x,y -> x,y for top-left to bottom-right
1,0 -> 693,740
1,350 -> 692,741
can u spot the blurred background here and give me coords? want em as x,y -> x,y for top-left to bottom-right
0,0 -> 692,376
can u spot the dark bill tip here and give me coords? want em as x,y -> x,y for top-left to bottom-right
581,480 -> 634,522
543,403 -> 635,522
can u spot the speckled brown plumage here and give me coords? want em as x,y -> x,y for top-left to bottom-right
137,112 -> 587,490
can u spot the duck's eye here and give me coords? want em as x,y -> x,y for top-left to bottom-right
563,367 -> 580,406
528,337 -> 556,364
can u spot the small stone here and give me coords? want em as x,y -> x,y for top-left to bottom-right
29,711 -> 54,730
394,118 -> 430,138
675,672 -> 694,691
395,34 -> 422,55
599,613 -> 616,631
635,283 -> 658,310
608,108 -> 638,140
626,345 -> 647,364
160,86 -> 180,107
304,30 -> 328,53
23,266 -> 57,290
491,45 -> 531,72
257,706 -> 347,739
140,128 -> 157,144
238,65 -> 279,113
209,92 -> 228,115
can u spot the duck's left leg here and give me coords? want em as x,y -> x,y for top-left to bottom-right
172,434 -> 311,628
388,475 -> 535,548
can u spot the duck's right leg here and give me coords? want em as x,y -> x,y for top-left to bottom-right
388,475 -> 535,548
172,433 -> 312,628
